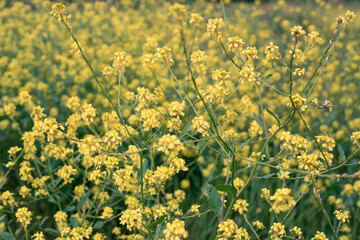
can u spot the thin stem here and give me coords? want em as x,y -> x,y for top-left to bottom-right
297,111 -> 330,169
313,183 -> 339,240
243,214 -> 260,240
301,24 -> 342,96
59,14 -> 145,208
256,83 -> 268,137
281,183 -> 311,224
118,71 -> 122,111
220,0 -> 231,36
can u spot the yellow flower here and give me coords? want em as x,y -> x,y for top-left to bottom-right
169,3 -> 187,21
8,146 -> 22,158
56,165 -> 77,184
180,179 -> 191,189
269,223 -> 286,239
4,103 -> 16,119
290,25 -> 306,38
189,13 -> 203,27
31,232 -> 45,240
206,18 -> 223,39
141,53 -> 157,68
307,31 -> 322,46
0,191 -> 15,207
269,188 -> 296,214
253,220 -> 265,230
112,51 -> 130,72
189,204 -> 200,215
334,210 -> 350,223
19,186 -> 31,199
212,68 -> 230,84
288,93 -> 307,111
158,134 -> 184,156
311,231 -> 329,240
293,68 -> 305,77
156,46 -> 174,66
233,199 -> 249,215
50,3 -> 71,25
16,207 -> 32,229
217,219 -> 237,238
168,101 -> 186,117
265,42 -> 280,60
239,65 -> 260,83
290,226 -> 303,237
100,207 -> 114,219
234,227 -> 250,240
351,131 -> 360,146
81,103 -> 97,125
234,178 -> 244,190
227,36 -> 245,53
120,209 -> 142,231
103,130 -> 122,150
93,233 -> 106,240
192,116 -> 210,136
164,219 -> 188,240
242,47 -> 258,60
191,49 -> 207,65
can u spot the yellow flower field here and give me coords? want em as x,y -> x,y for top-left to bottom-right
0,0 -> 359,239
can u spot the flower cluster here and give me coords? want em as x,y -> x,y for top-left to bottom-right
0,1 -> 358,239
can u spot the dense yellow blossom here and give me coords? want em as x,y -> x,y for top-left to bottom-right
15,207 -> 32,229
0,1 -> 359,239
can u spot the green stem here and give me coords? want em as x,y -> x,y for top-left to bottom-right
297,111 -> 330,169
59,14 -> 145,208
220,0 -> 231,36
301,24 -> 342,96
243,214 -> 260,240
313,183 -> 339,240
118,70 -> 122,112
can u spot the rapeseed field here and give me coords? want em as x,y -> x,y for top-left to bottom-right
0,0 -> 359,239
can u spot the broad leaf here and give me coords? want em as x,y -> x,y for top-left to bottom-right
0,232 -> 15,240
203,184 -> 222,218
253,112 -> 265,132
216,184 -> 237,196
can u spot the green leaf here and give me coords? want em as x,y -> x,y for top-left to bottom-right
337,144 -> 346,162
64,205 -> 76,212
265,145 -> 270,158
40,216 -> 49,227
77,189 -> 91,210
230,159 -> 238,174
263,73 -> 273,82
253,112 -> 265,132
203,184 -> 222,218
48,195 -> 57,204
265,108 -> 280,125
229,140 -> 235,153
93,221 -> 104,229
215,184 -> 237,196
73,154 -> 83,164
137,159 -> 149,183
262,173 -> 274,179
150,215 -> 167,229
0,232 -> 15,240
44,228 -> 60,236
183,120 -> 193,133
238,137 -> 254,152
70,217 -> 79,227
121,104 -> 126,117
14,229 -> 21,236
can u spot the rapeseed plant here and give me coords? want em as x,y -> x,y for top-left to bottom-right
0,0 -> 359,239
